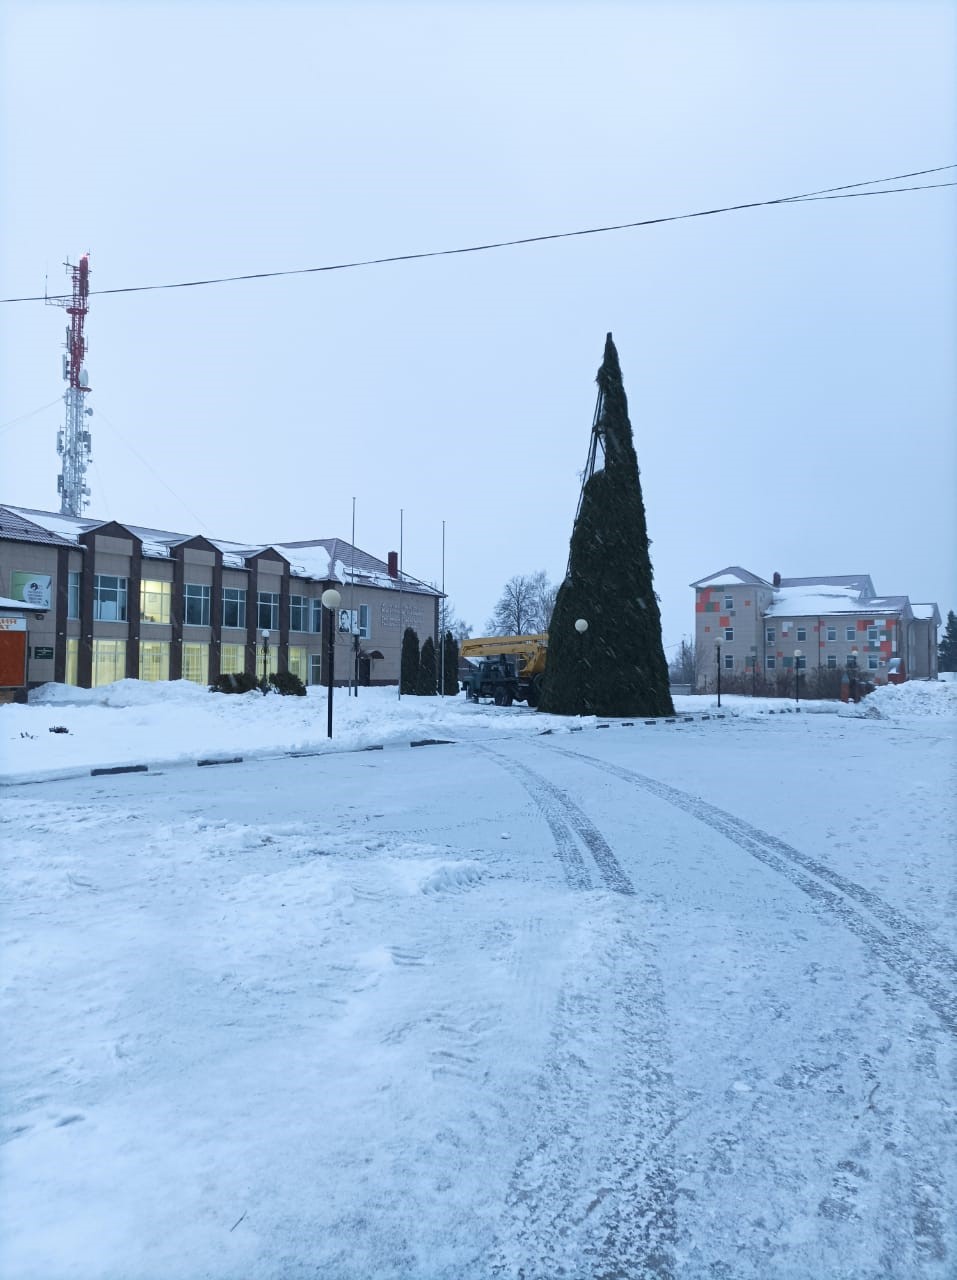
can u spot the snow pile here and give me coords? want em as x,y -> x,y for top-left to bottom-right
838,680 -> 957,720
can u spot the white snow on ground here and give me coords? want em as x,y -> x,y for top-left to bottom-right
1,680 -> 955,1279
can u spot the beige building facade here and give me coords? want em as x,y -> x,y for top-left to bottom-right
691,566 -> 940,690
0,505 -> 441,692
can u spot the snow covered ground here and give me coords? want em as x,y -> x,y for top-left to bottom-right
2,681 -> 955,1278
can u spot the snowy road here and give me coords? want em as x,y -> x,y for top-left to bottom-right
2,706 -> 955,1279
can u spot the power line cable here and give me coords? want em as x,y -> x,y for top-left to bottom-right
0,398 -> 64,432
2,165 -> 953,305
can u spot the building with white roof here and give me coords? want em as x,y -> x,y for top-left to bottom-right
690,566 -> 940,691
0,504 -> 442,692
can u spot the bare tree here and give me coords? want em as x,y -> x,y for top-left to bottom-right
439,599 -> 471,643
668,637 -> 697,686
487,571 -> 557,635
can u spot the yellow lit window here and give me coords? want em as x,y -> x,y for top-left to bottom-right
139,641 -> 170,681
65,638 -> 79,686
92,639 -> 127,687
182,643 -> 209,684
288,646 -> 307,682
140,579 -> 171,624
220,643 -> 246,675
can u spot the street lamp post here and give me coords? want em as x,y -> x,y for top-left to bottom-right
794,649 -> 803,704
849,647 -> 859,702
715,636 -> 722,708
261,629 -> 270,689
574,618 -> 588,716
322,588 -> 342,738
750,646 -> 757,697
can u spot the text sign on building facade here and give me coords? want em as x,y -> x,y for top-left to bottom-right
11,573 -> 52,609
0,616 -> 27,631
33,646 -> 54,659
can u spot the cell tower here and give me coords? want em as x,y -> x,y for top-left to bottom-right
47,253 -> 93,516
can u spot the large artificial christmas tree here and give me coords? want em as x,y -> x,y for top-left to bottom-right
540,334 -> 674,718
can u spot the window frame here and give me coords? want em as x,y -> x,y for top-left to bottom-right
846,626 -> 856,642
222,587 -> 246,630
257,591 -> 279,631
796,626 -> 807,642
67,570 -> 81,620
93,574 -> 128,622
184,582 -> 211,627
766,655 -> 776,670
290,594 -> 309,633
140,579 -> 171,624
766,627 -> 776,644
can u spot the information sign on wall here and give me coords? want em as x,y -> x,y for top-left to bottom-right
11,572 -> 52,609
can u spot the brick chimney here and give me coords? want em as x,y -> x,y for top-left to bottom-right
387,551 -> 398,579
772,571 -> 781,587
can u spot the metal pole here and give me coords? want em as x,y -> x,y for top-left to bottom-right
716,641 -> 722,708
397,508 -> 403,699
350,496 -> 356,697
327,615 -> 335,738
439,519 -> 445,697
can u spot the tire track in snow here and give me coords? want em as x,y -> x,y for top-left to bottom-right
480,746 -> 678,1278
542,742 -> 957,1037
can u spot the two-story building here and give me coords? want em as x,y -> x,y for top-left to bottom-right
0,504 -> 442,693
691,566 -> 940,690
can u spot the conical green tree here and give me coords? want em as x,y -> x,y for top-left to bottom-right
417,635 -> 437,695
939,609 -> 957,671
400,627 -> 420,694
540,334 -> 674,718
442,631 -> 460,695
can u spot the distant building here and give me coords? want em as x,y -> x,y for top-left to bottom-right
0,504 -> 441,692
690,566 -> 940,689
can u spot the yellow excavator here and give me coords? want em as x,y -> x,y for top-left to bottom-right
459,634 -> 548,707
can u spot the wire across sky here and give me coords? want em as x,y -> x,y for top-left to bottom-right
2,165 -> 953,305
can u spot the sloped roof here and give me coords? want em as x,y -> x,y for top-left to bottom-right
690,565 -> 772,589
0,506 -> 76,548
1,505 -> 440,595
780,573 -> 875,596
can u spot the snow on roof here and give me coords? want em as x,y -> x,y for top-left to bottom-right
690,566 -> 771,589
274,545 -> 333,581
911,602 -> 941,621
0,595 -> 27,609
0,506 -> 82,546
766,586 -> 907,617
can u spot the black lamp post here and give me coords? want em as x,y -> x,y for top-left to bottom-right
749,646 -> 757,697
575,617 -> 588,716
715,636 -> 722,708
322,588 -> 341,738
794,648 -> 803,704
261,629 -> 270,689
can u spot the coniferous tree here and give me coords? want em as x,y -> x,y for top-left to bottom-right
417,635 -> 437,695
442,631 -> 460,695
540,334 -> 674,718
400,627 -> 420,694
939,610 -> 957,672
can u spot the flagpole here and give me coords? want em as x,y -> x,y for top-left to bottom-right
439,519 -> 446,697
397,508 -> 403,699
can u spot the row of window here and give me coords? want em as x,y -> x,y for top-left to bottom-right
723,653 -> 879,671
766,625 -> 882,644
72,574 -> 370,637
63,639 -> 320,688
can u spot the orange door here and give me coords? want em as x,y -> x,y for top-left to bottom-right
0,632 -> 27,687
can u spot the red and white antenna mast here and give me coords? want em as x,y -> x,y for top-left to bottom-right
47,253 -> 93,516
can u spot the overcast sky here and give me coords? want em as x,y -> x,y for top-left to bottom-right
2,0 -> 954,651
